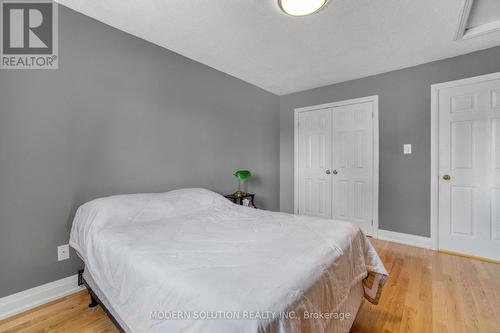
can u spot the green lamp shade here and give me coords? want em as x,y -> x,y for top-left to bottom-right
234,170 -> 251,180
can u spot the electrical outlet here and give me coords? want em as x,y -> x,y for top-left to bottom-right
57,244 -> 70,261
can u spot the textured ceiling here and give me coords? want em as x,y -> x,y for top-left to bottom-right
56,0 -> 500,95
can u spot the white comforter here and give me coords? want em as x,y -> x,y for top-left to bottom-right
70,188 -> 386,333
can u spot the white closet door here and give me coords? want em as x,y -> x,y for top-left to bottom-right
332,102 -> 374,235
438,78 -> 500,261
297,108 -> 332,218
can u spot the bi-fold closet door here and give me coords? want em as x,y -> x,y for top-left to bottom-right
296,99 -> 376,236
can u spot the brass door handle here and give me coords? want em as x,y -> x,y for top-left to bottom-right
332,170 -> 338,175
443,175 -> 451,181
326,170 -> 331,174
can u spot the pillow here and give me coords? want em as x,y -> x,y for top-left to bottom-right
161,188 -> 231,209
74,188 -> 230,228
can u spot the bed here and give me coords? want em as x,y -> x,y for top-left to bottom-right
70,188 -> 387,333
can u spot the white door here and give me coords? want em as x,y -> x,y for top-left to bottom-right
332,102 -> 374,235
297,108 -> 332,218
437,77 -> 500,261
296,98 -> 377,236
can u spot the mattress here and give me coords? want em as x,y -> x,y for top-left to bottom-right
70,188 -> 387,333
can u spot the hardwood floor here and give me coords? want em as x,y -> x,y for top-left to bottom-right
1,239 -> 499,333
0,292 -> 119,333
351,239 -> 500,332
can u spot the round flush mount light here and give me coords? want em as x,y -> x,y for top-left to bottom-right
278,0 -> 328,16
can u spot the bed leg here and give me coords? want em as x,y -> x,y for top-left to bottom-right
78,269 -> 84,286
89,293 -> 99,308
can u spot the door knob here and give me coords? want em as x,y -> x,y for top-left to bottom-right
332,170 -> 338,175
326,170 -> 331,174
442,175 -> 451,181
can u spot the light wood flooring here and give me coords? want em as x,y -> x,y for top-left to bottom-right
1,239 -> 499,333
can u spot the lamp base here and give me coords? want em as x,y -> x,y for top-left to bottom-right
233,191 -> 247,198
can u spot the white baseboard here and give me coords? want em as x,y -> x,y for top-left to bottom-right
0,274 -> 85,320
377,229 -> 432,249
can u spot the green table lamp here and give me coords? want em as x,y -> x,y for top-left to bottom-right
234,170 -> 251,197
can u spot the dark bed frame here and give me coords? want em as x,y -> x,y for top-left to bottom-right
78,269 -> 126,333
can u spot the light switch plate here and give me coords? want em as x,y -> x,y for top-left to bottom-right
403,144 -> 412,154
57,244 -> 70,261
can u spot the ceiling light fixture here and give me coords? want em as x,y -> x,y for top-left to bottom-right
278,0 -> 328,16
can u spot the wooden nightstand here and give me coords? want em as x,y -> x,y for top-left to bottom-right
224,193 -> 256,208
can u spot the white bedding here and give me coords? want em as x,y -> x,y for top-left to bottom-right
70,188 -> 387,333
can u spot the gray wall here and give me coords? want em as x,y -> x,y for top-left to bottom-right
0,6 -> 279,297
280,46 -> 500,237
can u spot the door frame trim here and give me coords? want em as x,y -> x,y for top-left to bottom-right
430,71 -> 500,251
293,95 -> 379,237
